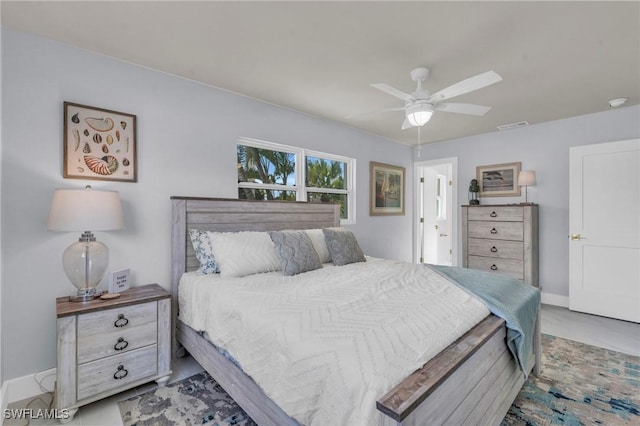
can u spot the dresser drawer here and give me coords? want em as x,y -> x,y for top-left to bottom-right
467,206 -> 523,222
77,302 -> 158,363
468,238 -> 523,260
468,221 -> 523,241
467,255 -> 524,280
77,345 -> 158,400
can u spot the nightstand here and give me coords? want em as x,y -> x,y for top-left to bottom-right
55,284 -> 172,422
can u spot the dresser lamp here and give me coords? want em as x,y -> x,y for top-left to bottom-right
517,170 -> 536,204
48,186 -> 123,301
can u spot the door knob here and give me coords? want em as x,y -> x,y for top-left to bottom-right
569,234 -> 581,240
439,233 -> 448,237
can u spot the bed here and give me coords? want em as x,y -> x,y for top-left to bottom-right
170,196 -> 541,425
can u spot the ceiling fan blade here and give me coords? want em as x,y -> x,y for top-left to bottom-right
401,117 -> 414,130
428,71 -> 502,102
371,83 -> 415,102
435,103 -> 492,116
344,106 -> 405,120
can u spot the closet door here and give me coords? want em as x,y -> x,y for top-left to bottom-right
569,139 -> 640,323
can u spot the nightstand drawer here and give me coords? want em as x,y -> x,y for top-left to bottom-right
468,238 -> 523,260
77,301 -> 158,364
467,206 -> 523,222
77,345 -> 158,400
77,320 -> 157,364
78,301 -> 157,337
468,221 -> 523,241
467,255 -> 524,280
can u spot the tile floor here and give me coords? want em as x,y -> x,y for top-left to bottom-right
5,304 -> 639,426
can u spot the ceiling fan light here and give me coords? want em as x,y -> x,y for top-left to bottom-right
406,103 -> 434,126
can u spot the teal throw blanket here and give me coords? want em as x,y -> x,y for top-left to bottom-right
427,264 -> 540,378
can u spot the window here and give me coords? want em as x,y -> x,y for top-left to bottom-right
435,174 -> 447,220
237,138 -> 355,224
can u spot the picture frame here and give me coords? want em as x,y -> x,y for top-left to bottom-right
370,161 -> 405,216
63,102 -> 137,182
108,268 -> 131,293
476,162 -> 521,197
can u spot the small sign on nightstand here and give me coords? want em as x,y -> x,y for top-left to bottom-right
108,268 -> 131,293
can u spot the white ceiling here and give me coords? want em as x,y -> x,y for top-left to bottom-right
2,1 -> 639,146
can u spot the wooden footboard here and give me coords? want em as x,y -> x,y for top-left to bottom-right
377,315 -> 535,425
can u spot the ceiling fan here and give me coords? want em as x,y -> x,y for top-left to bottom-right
367,68 -> 502,129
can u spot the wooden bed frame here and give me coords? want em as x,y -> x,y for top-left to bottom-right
170,197 -> 541,426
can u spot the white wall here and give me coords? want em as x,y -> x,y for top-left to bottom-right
418,105 -> 640,301
0,29 -> 413,380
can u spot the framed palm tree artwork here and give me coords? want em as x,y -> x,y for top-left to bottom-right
370,161 -> 405,216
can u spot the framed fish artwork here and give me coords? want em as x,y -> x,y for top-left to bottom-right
63,102 -> 137,182
476,162 -> 521,197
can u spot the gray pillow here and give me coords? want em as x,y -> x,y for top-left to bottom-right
322,228 -> 366,266
270,230 -> 323,276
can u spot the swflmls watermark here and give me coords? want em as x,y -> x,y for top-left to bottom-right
3,408 -> 70,420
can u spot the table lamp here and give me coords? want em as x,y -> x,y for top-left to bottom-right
48,186 -> 124,301
517,170 -> 536,204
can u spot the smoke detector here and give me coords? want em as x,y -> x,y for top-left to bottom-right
608,98 -> 627,108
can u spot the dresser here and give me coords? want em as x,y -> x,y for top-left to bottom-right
461,204 -> 539,286
56,284 -> 172,421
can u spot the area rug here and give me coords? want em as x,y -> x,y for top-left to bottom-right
119,335 -> 639,425
502,334 -> 639,425
118,372 -> 256,426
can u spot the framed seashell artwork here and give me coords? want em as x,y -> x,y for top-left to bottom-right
63,102 -> 137,182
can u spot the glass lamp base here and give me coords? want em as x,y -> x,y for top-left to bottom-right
69,288 -> 103,302
62,233 -> 109,302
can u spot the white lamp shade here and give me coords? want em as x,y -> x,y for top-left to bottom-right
518,170 -> 536,187
406,103 -> 434,127
48,187 -> 124,231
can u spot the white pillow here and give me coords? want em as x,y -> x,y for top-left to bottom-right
207,231 -> 281,277
305,228 -> 332,263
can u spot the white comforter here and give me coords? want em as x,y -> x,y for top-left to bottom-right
179,258 -> 490,425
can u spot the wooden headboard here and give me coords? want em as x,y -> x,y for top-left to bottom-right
170,197 -> 341,349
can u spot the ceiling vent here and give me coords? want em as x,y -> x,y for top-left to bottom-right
497,121 -> 530,131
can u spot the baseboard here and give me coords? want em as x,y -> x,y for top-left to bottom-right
1,379 -> 9,414
541,292 -> 569,308
2,368 -> 56,405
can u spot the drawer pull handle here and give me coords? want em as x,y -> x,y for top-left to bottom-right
490,264 -> 498,271
114,314 -> 129,328
490,211 -> 497,217
490,246 -> 498,253
114,337 -> 129,351
490,228 -> 498,234
114,365 -> 128,380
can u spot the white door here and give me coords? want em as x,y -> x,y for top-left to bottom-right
569,139 -> 640,322
416,161 -> 454,265
435,171 -> 453,265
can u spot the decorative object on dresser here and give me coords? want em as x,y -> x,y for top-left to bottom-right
517,170 -> 536,204
48,186 -> 124,301
476,162 -> 521,197
108,268 -> 131,294
63,101 -> 137,182
468,178 -> 480,205
461,204 -> 539,286
55,284 -> 172,423
370,161 -> 405,216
